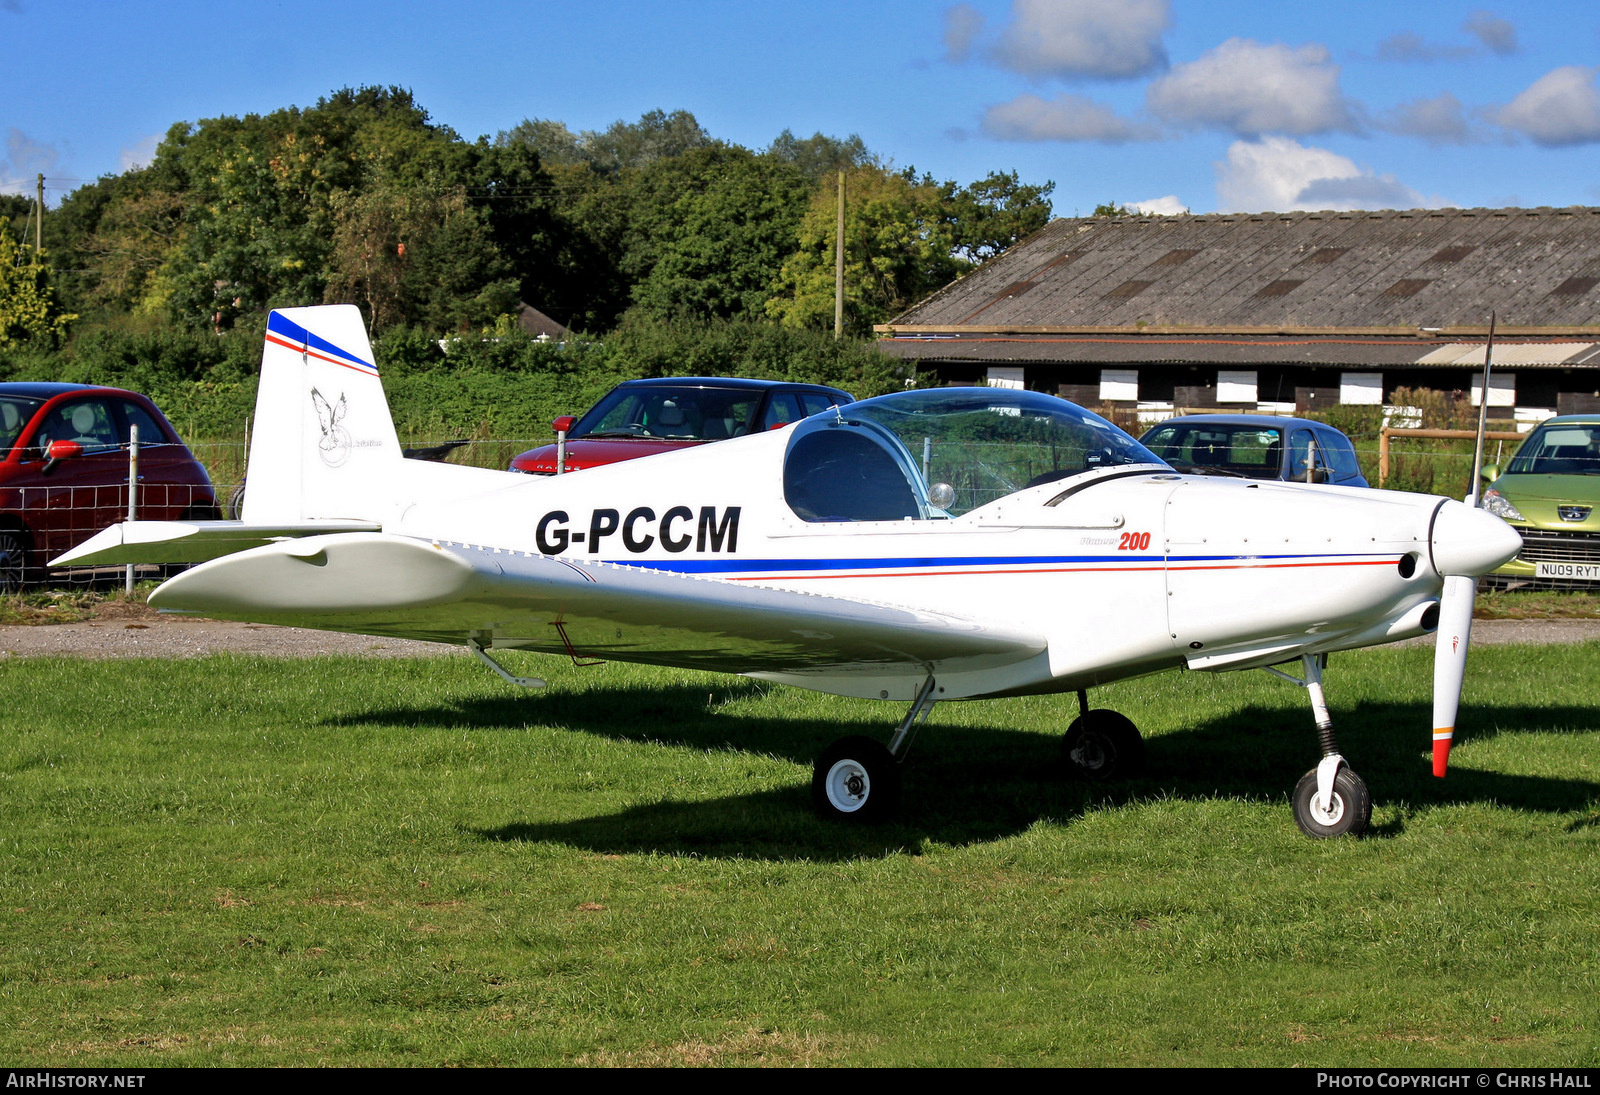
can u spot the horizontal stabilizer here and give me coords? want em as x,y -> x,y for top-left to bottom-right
50,519 -> 382,567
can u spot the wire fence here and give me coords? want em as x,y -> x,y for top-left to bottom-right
6,433 -> 1537,591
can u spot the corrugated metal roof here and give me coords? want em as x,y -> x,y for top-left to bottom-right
1414,342 -> 1599,365
888,206 -> 1600,332
877,334 -> 1598,367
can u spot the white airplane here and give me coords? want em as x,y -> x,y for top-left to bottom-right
60,306 -> 1522,837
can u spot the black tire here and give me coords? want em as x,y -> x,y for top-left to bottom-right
225,481 -> 247,521
811,735 -> 901,823
0,526 -> 34,594
1292,766 -> 1372,838
1062,709 -> 1145,781
181,502 -> 223,521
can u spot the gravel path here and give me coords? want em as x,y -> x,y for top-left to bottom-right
1,614 -> 1596,660
0,616 -> 456,659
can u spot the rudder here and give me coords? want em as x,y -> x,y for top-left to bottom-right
242,306 -> 404,523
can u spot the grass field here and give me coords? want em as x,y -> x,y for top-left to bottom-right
2,644 -> 1597,1067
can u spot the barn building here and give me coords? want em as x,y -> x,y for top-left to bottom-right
877,206 -> 1600,429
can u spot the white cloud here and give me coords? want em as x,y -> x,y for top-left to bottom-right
1146,38 -> 1360,137
1464,10 -> 1517,56
1132,195 -> 1186,215
119,134 -> 160,172
1,128 -> 60,199
1375,31 -> 1472,64
1493,66 -> 1600,146
943,4 -> 985,62
988,0 -> 1170,80
1379,92 -> 1484,145
982,93 -> 1157,143
1215,137 -> 1429,213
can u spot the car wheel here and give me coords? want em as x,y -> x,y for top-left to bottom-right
0,527 -> 34,594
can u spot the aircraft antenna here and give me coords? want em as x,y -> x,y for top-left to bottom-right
1467,312 -> 1496,507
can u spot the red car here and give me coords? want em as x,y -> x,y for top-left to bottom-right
509,377 -> 854,475
0,382 -> 219,590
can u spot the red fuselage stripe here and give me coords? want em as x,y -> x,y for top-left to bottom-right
725,558 -> 1396,582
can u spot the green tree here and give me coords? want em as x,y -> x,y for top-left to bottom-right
498,109 -> 712,174
767,166 -> 961,335
0,218 -> 75,349
943,170 -> 1054,263
763,129 -> 874,186
396,198 -> 520,333
459,138 -> 567,326
0,195 -> 31,231
160,87 -> 466,329
495,118 -> 583,166
624,146 -> 809,324
51,170 -> 186,319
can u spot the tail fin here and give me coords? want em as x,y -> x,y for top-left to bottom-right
242,306 -> 404,524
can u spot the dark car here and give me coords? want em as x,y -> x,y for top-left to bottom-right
0,382 -> 218,590
1138,414 -> 1369,487
510,377 -> 854,475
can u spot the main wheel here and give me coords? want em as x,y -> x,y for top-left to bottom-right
1292,766 -> 1372,838
225,482 -> 247,520
1062,709 -> 1145,781
0,527 -> 33,594
811,735 -> 901,823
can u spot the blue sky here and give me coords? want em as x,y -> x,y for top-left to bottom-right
4,0 -> 1598,217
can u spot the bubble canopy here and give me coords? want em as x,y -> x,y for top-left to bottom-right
782,388 -> 1167,522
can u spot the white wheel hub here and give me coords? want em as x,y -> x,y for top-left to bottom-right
1313,753 -> 1345,821
824,758 -> 870,813
1311,789 -> 1346,825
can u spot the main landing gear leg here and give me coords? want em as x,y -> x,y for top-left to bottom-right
1061,688 -> 1146,781
1267,654 -> 1371,838
811,676 -> 937,823
468,634 -> 547,689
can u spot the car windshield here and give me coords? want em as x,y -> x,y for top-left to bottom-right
573,385 -> 764,442
1506,423 -> 1600,475
1140,422 -> 1285,479
0,395 -> 42,453
783,388 -> 1164,521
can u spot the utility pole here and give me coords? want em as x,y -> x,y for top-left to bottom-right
35,174 -> 44,254
838,171 -> 851,337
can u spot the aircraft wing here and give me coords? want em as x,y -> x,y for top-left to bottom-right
51,519 -> 384,566
148,533 -> 1048,678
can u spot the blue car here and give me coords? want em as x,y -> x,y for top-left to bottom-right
1139,414 -> 1369,487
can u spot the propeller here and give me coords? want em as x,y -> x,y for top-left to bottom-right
1431,571 -> 1477,776
1429,313 -> 1516,777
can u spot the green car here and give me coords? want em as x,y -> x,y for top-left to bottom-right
1480,414 -> 1600,589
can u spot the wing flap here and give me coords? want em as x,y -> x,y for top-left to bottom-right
149,534 -> 1047,676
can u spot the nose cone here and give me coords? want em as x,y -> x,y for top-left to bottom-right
1431,500 -> 1523,577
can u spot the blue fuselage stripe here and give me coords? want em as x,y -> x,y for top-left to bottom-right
616,552 -> 1391,575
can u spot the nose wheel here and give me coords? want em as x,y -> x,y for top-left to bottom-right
1292,765 -> 1371,838
1267,654 -> 1372,838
